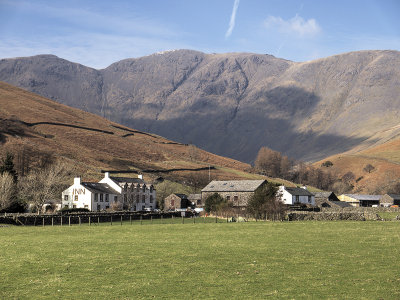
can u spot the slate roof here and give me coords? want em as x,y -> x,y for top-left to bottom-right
314,192 -> 333,198
201,180 -> 266,192
110,176 -> 145,184
385,194 -> 400,200
173,193 -> 188,199
330,201 -> 352,208
284,187 -> 314,196
343,194 -> 382,201
81,182 -> 120,194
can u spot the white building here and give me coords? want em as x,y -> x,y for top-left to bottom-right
62,177 -> 119,211
62,172 -> 157,211
100,172 -> 156,211
278,186 -> 315,206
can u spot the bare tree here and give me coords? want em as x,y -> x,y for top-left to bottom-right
363,164 -> 375,173
0,172 -> 15,210
19,161 -> 71,213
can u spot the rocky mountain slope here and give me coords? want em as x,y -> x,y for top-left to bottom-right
1,49 -> 399,163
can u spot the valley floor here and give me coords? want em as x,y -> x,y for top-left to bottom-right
1,221 -> 400,299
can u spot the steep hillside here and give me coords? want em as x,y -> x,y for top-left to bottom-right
1,50 -> 400,164
314,133 -> 400,194
0,81 -> 254,182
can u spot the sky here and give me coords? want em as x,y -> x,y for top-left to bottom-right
0,0 -> 399,69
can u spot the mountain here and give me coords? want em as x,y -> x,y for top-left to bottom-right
1,50 -> 400,164
0,81 -> 256,183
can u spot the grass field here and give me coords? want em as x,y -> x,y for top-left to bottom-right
1,221 -> 400,299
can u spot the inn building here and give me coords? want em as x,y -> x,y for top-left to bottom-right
62,172 -> 156,211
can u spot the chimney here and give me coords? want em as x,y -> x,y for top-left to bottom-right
138,174 -> 143,179
74,177 -> 81,185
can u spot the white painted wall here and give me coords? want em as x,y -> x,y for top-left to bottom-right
278,186 -> 315,206
61,178 -> 92,210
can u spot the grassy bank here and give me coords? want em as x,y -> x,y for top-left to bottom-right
1,221 -> 399,299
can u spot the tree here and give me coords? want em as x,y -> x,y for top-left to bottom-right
321,161 -> 333,167
0,172 -> 15,211
363,164 -> 375,173
255,147 -> 283,177
19,161 -> 71,213
0,152 -> 18,182
247,183 -> 286,220
186,171 -> 209,193
204,193 -> 226,216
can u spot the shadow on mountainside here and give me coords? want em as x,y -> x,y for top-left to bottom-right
117,86 -> 376,163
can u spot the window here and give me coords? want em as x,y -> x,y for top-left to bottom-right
94,193 -> 98,202
100,194 -> 104,202
150,195 -> 153,203
73,205 -> 76,208
97,204 -> 100,211
74,195 -> 78,201
136,195 -> 139,203
105,206 -> 109,209
124,194 -> 127,202
295,195 -> 300,203
226,196 -> 230,201
130,194 -> 134,202
142,195 -> 145,203
171,199 -> 175,207
197,199 -> 201,205
234,196 -> 238,202
308,196 -> 312,203
143,185 -> 146,192
64,195 -> 69,201
114,196 -> 118,202
105,194 -> 109,202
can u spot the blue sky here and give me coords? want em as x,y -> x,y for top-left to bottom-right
0,0 -> 399,69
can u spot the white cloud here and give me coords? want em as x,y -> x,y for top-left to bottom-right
225,0 -> 240,38
264,14 -> 321,37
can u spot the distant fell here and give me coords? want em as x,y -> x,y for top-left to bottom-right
1,49 -> 400,164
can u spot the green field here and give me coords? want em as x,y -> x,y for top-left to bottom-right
1,221 -> 400,299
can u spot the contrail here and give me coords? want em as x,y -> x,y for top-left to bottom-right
225,0 -> 240,38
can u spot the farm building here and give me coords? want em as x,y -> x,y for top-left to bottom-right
164,194 -> 191,211
314,192 -> 351,208
279,186 -> 315,206
188,194 -> 202,207
380,194 -> 400,207
62,172 -> 156,211
338,194 -> 382,207
201,180 -> 268,210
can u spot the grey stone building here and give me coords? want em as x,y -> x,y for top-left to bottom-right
201,180 -> 268,210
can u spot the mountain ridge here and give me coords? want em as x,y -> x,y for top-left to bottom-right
1,49 -> 399,164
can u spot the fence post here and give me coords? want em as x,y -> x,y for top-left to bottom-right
130,215 -> 132,225
69,216 -> 71,226
98,216 -> 100,225
161,215 -> 163,224
60,216 -> 63,226
52,217 -> 54,226
79,216 -> 81,226
140,215 -> 143,225
42,217 -> 45,227
151,216 -> 153,224
111,216 -> 113,226
121,215 -> 123,226
89,216 -> 91,226
182,216 -> 184,224
193,216 -> 195,224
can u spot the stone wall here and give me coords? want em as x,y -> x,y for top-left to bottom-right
287,211 -> 382,221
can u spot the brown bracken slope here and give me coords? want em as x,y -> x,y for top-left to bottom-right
0,81 -> 255,182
